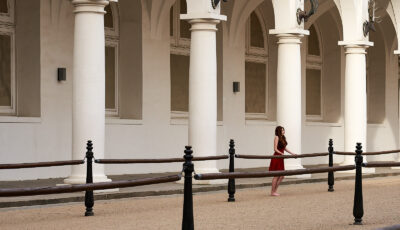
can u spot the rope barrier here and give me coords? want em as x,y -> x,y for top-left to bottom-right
335,149 -> 400,156
333,151 -> 356,156
95,155 -> 228,164
235,152 -> 328,159
0,174 -> 182,197
363,161 -> 400,168
362,150 -> 400,155
194,165 -> 355,180
0,160 -> 85,169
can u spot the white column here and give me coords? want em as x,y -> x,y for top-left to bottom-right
274,34 -> 308,177
188,19 -> 220,179
65,0 -> 111,184
339,42 -> 374,173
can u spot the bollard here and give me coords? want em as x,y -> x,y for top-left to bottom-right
227,139 -> 236,202
328,139 -> 334,192
84,140 -> 94,216
353,143 -> 364,225
182,146 -> 194,230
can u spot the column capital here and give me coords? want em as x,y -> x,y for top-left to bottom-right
187,19 -> 220,32
269,29 -> 309,36
269,29 -> 309,45
71,0 -> 109,14
339,41 -> 373,54
338,41 -> 374,48
181,14 -> 227,21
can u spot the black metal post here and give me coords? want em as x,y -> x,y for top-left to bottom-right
353,143 -> 364,225
84,140 -> 94,216
228,139 -> 236,202
328,139 -> 334,192
182,146 -> 194,230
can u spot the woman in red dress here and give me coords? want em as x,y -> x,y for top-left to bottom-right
269,126 -> 297,196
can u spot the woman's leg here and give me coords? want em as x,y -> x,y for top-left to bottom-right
271,177 -> 279,196
275,176 -> 285,193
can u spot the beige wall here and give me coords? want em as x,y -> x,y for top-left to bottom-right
119,0 -> 143,119
16,0 -> 41,117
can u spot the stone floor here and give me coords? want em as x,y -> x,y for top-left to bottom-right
0,176 -> 399,230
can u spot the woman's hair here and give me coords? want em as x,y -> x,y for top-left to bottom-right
275,126 -> 287,148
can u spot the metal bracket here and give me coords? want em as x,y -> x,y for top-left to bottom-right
211,0 -> 228,9
297,0 -> 319,25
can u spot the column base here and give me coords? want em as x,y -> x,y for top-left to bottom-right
336,165 -> 375,174
63,175 -> 119,193
391,167 -> 400,170
284,165 -> 311,179
177,168 -> 227,185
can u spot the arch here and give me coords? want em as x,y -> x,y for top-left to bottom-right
305,0 -> 338,29
105,2 -> 119,38
306,8 -> 343,122
228,0 -> 264,46
333,0 -> 369,42
245,7 -> 269,118
308,24 -> 321,56
387,0 -> 400,52
142,0 -> 176,39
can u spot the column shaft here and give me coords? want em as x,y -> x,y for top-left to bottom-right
343,46 -> 367,164
188,19 -> 219,175
276,34 -> 306,172
65,0 -> 110,184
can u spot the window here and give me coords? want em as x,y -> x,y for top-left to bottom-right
170,0 -> 223,120
245,11 -> 268,119
0,0 -> 14,115
104,3 -> 119,116
306,25 -> 322,120
170,0 -> 190,115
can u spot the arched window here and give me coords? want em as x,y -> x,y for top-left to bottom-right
366,26 -> 386,124
169,0 -> 223,120
0,0 -> 15,114
170,0 -> 190,115
306,25 -> 323,120
245,11 -> 268,119
104,3 -> 119,116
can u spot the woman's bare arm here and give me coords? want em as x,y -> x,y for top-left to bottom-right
285,147 -> 297,156
274,136 -> 284,155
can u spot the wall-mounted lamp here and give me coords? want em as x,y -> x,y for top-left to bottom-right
211,0 -> 228,9
363,0 -> 378,37
233,82 -> 240,93
297,0 -> 319,25
58,68 -> 66,82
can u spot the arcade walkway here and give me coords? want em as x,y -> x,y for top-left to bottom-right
1,166 -> 400,209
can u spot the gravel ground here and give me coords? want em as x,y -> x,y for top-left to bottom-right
0,176 -> 399,230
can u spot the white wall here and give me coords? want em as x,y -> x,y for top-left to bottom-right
0,0 -> 399,181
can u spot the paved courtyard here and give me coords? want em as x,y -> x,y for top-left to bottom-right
0,176 -> 399,230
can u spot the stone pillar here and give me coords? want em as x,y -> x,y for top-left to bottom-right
181,0 -> 226,184
187,19 -> 219,177
65,0 -> 111,184
339,41 -> 374,173
270,32 -> 309,177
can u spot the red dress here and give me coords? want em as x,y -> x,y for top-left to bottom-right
269,145 -> 285,171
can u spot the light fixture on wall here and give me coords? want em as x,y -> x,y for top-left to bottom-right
297,0 -> 319,25
57,68 -> 66,82
233,82 -> 240,93
363,0 -> 379,37
211,0 -> 228,9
